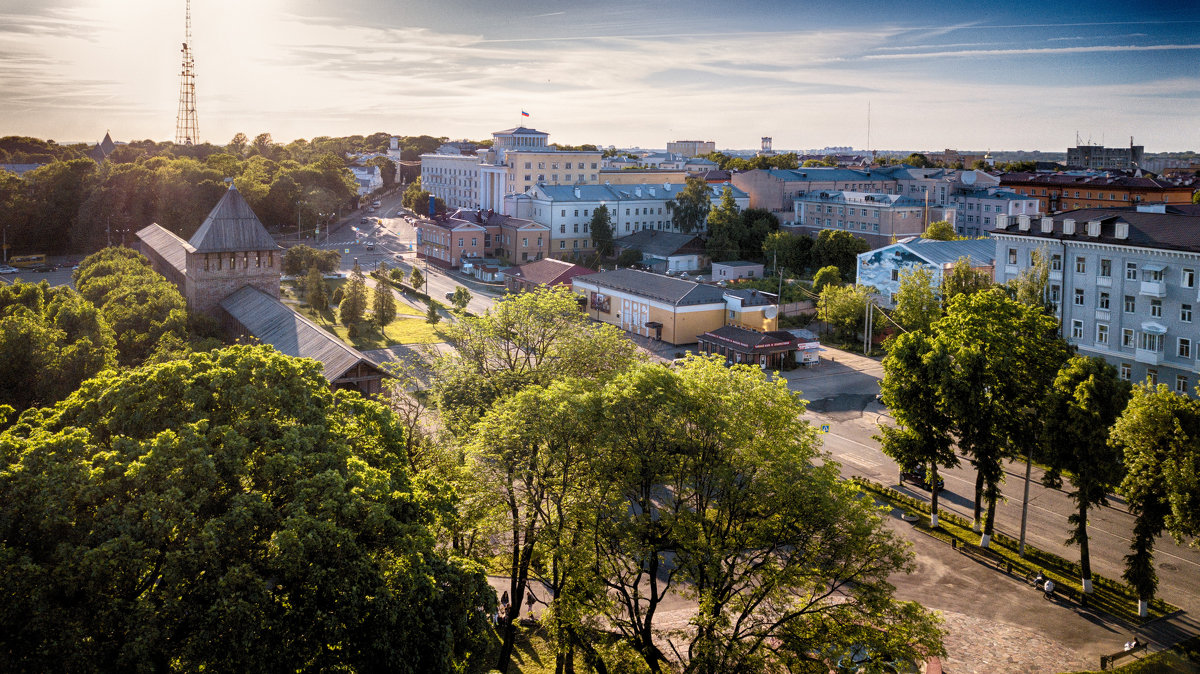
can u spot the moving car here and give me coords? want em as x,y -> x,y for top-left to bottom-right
899,464 -> 944,493
0,265 -> 18,274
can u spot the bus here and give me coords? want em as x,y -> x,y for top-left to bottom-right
8,254 -> 46,268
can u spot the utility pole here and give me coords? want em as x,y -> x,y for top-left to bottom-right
1018,450 -> 1034,557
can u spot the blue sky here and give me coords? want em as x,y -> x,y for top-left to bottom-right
0,0 -> 1196,151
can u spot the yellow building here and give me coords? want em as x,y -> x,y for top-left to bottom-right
572,268 -> 778,345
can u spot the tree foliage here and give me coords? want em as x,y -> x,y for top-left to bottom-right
704,186 -> 741,262
372,281 -> 397,328
811,265 -> 842,294
1040,356 -> 1131,591
811,229 -> 870,280
283,244 -> 341,275
892,267 -> 941,333
0,345 -> 494,672
1110,384 -> 1200,613
941,256 -> 992,303
818,284 -> 875,342
339,263 -> 369,326
922,220 -> 961,241
304,266 -> 328,310
666,176 -> 713,234
0,281 -> 116,411
409,266 -> 424,291
763,231 -> 813,275
451,286 -> 472,312
589,204 -> 615,258
73,247 -> 189,366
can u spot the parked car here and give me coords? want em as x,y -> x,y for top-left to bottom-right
0,265 -> 18,274
899,464 -> 944,493
364,241 -> 375,250
444,291 -> 456,302
360,217 -> 369,224
31,264 -> 56,273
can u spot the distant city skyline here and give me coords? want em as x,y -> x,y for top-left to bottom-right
1,0 -> 1198,152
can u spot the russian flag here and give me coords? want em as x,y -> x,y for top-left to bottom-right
520,110 -> 530,117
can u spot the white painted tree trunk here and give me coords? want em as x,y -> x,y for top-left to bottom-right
973,518 -> 981,533
930,512 -> 939,528
1082,578 -> 1093,594
1139,599 -> 1149,618
980,533 -> 991,548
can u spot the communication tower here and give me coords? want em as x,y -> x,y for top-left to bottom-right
174,0 -> 199,145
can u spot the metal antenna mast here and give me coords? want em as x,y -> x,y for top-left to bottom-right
174,0 -> 199,145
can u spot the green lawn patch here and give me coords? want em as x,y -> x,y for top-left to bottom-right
851,478 -> 1177,625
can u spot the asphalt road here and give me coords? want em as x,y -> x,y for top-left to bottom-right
785,349 -> 1200,615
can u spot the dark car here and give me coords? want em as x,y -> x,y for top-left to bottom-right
899,464 -> 944,493
31,264 -> 56,273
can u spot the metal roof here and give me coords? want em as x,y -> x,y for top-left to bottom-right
899,238 -> 997,267
188,185 -> 280,254
989,208 -> 1200,254
219,286 -> 379,382
575,268 -> 726,306
614,230 -> 705,258
135,223 -> 191,275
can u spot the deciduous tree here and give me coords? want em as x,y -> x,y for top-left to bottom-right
590,204 -> 615,258
666,176 -> 712,234
892,267 -> 942,333
811,229 -> 870,280
941,256 -> 991,302
922,220 -> 960,241
1041,356 -> 1131,593
811,265 -> 842,294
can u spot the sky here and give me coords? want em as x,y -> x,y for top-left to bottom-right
0,0 -> 1197,152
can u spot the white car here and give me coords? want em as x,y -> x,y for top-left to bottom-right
0,265 -> 18,274
322,271 -> 348,279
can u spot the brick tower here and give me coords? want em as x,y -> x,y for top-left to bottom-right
184,184 -> 282,315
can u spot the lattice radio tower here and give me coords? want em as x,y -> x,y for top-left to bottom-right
174,0 -> 199,145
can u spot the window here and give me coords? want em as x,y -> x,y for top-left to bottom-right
1147,368 -> 1158,386
1139,333 -> 1163,352
565,162 -> 572,169
1098,292 -> 1110,310
1151,299 -> 1162,318
522,237 -> 528,247
1049,285 -> 1061,304
1071,320 -> 1083,339
1124,295 -> 1136,313
891,270 -> 899,281
1051,254 -> 1062,271
538,162 -> 545,169
573,224 -> 579,233
471,237 -> 477,246
1075,256 -> 1086,273
1177,376 -> 1190,394
524,162 -> 531,169
551,163 -> 559,170
1096,323 -> 1109,345
1126,262 -> 1137,280
1074,288 -> 1085,306
1183,304 -> 1193,322
1120,363 -> 1131,380
559,224 -> 565,233
559,241 -> 565,249
458,238 -> 463,247
574,209 -> 578,216
1184,268 -> 1196,288
1144,267 -> 1164,283
1180,338 -> 1192,359
1122,328 -> 1134,347
1008,248 -> 1017,265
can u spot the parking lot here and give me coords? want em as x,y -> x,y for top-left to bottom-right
0,264 -> 77,288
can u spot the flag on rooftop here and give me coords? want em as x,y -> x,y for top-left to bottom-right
520,111 -> 530,117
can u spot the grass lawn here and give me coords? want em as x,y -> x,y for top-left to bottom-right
328,317 -> 445,348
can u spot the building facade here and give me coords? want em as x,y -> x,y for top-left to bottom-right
856,237 -> 995,307
506,182 -> 749,257
1066,144 -> 1145,170
419,153 -> 483,211
999,172 -> 1197,214
413,208 -> 546,268
789,190 -> 955,247
667,140 -> 716,157
991,208 -> 1200,396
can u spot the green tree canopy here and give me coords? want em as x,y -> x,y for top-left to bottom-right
282,244 -> 341,275
922,220 -> 961,241
372,281 -> 397,328
941,256 -> 992,303
339,263 -> 369,326
705,186 -> 741,262
589,203 -> 615,257
811,229 -> 870,280
0,345 -> 493,672
811,265 -> 842,294
666,176 -> 713,234
304,265 -> 328,311
892,266 -> 942,333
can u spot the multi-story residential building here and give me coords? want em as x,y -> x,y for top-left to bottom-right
414,208 -> 546,268
600,168 -> 689,185
789,190 -> 955,247
999,172 -> 1197,213
856,237 -> 995,307
420,126 -> 603,214
666,140 -> 716,157
349,165 -> 382,196
506,182 -> 749,257
947,185 -> 1040,237
992,207 -> 1200,396
1066,143 -> 1144,170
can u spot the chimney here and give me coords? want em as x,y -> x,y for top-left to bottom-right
1018,215 -> 1031,231
1115,222 -> 1129,239
996,214 -> 1010,229
1087,220 -> 1101,237
1040,217 -> 1053,233
1063,219 -> 1075,235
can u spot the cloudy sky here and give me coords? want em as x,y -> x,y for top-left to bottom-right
1,0 -> 1197,151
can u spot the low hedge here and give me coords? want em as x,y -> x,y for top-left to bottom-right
851,477 -> 1176,624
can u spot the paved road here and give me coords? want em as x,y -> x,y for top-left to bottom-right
782,348 -> 1200,616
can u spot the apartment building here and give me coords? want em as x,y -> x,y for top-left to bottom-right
947,186 -> 1040,237
999,172 -> 1197,213
505,182 -> 749,257
992,207 -> 1200,396
666,140 -> 716,157
419,153 -> 482,210
414,208 -> 547,268
789,190 -> 955,247
1066,143 -> 1144,171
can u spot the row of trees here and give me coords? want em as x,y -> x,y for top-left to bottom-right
880,256 -> 1200,615
416,287 -> 945,673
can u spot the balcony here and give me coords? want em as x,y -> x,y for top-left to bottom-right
1095,310 -> 1110,322
1140,280 -> 1167,297
1135,348 -> 1162,365
1096,276 -> 1112,288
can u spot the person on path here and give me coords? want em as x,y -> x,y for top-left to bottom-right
526,591 -> 537,619
1043,579 -> 1055,599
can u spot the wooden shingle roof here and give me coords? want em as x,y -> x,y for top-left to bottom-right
135,223 -> 191,276
188,185 -> 280,253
